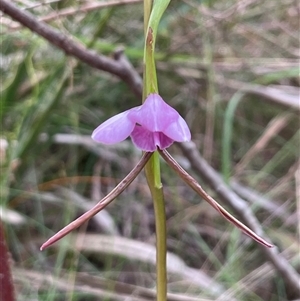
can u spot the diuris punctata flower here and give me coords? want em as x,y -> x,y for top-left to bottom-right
92,93 -> 191,151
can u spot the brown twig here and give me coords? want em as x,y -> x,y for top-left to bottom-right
28,0 -> 142,25
0,0 -> 143,98
178,141 -> 300,297
0,221 -> 16,301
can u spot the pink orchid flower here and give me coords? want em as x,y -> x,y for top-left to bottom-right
92,93 -> 191,152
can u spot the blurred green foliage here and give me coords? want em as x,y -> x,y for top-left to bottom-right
1,1 -> 299,300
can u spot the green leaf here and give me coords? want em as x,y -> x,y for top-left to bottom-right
1,52 -> 31,120
148,0 -> 171,38
221,91 -> 245,183
16,65 -> 69,161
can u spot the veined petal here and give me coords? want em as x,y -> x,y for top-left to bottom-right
92,111 -> 135,144
130,126 -> 174,151
163,115 -> 191,142
130,126 -> 156,151
128,94 -> 179,132
154,132 -> 174,149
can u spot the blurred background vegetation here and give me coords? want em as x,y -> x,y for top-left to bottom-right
1,0 -> 299,300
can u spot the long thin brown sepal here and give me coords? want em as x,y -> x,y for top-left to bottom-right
159,149 -> 273,248
40,152 -> 153,250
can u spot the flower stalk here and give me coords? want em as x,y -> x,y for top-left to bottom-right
143,1 -> 171,300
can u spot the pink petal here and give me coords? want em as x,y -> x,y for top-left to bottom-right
128,94 -> 179,132
163,115 -> 191,142
154,132 -> 174,149
130,126 -> 174,151
92,111 -> 135,144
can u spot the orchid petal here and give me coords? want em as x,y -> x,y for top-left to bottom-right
163,115 -> 191,142
128,94 -> 179,132
154,132 -> 174,149
92,111 -> 135,144
130,126 -> 174,152
130,126 -> 156,152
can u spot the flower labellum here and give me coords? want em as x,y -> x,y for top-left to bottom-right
92,93 -> 191,151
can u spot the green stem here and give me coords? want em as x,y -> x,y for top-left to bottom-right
143,0 -> 151,35
143,1 -> 170,300
145,153 -> 167,301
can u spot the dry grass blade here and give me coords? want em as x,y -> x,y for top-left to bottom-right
4,0 -> 142,30
235,112 -> 292,175
49,233 -> 236,300
13,266 -> 215,301
230,180 -> 291,222
13,267 -> 149,301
